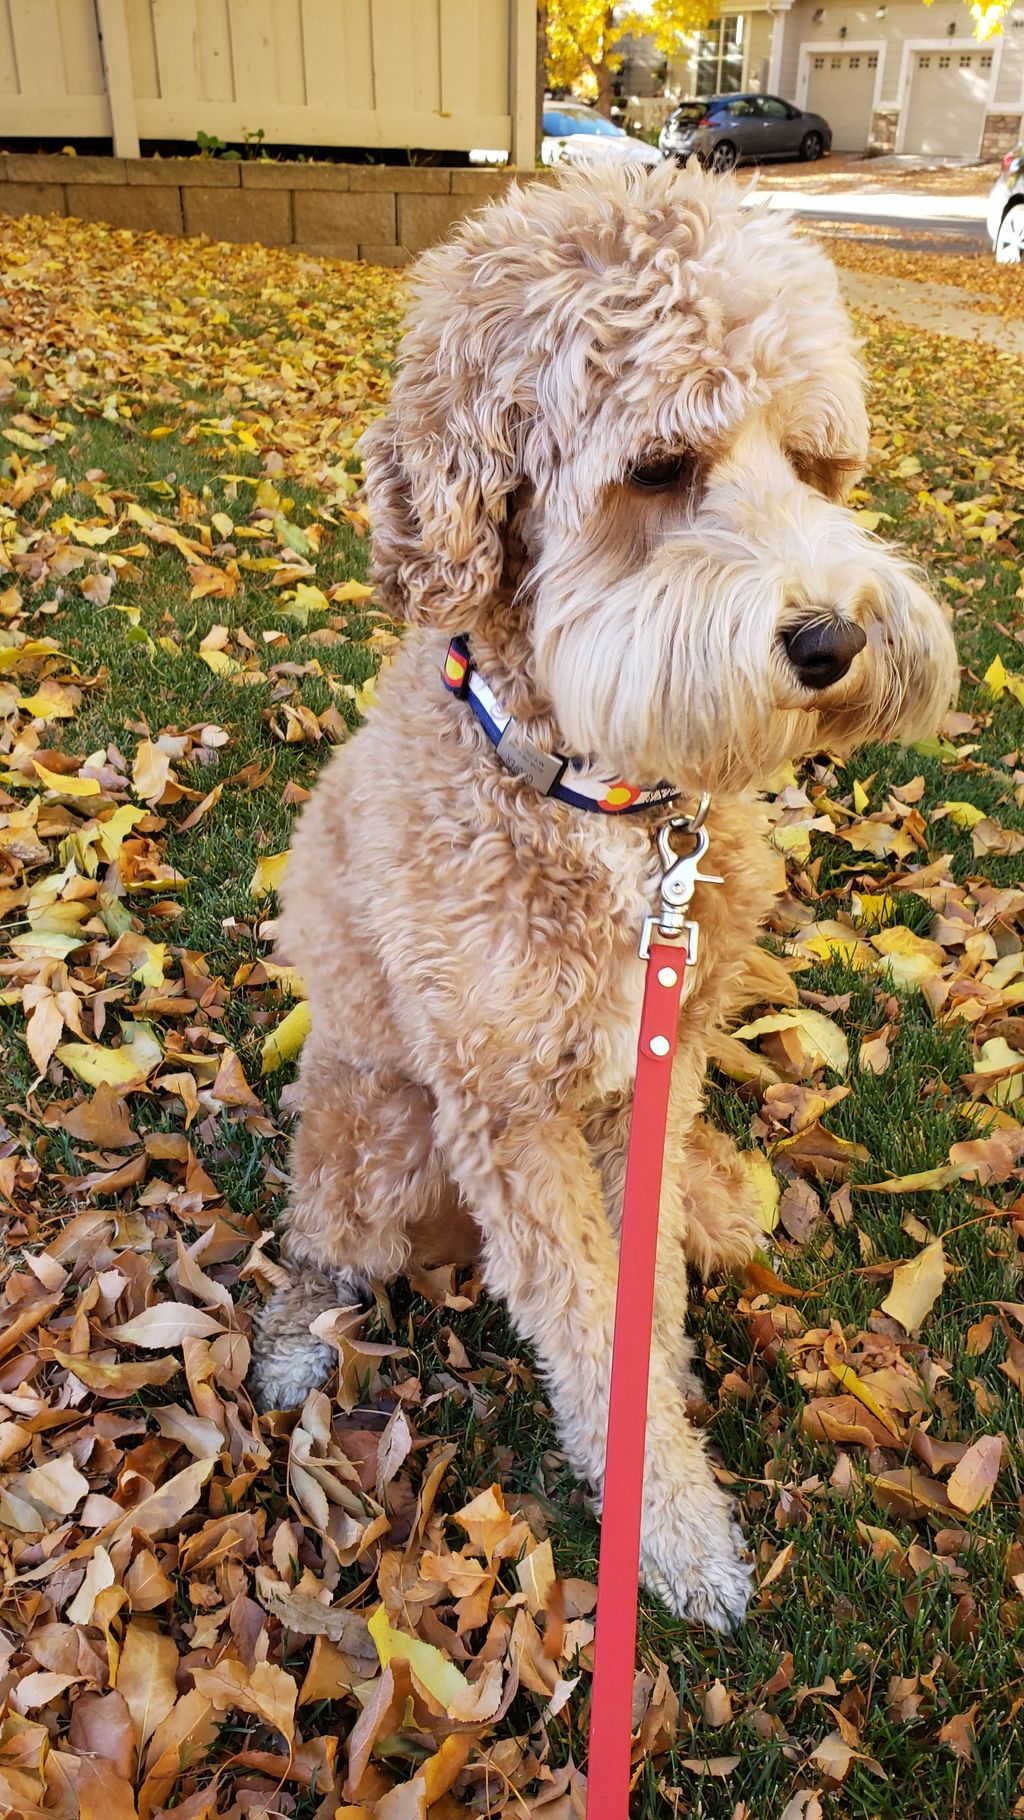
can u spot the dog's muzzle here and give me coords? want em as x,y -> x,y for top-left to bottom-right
781,615 -> 867,691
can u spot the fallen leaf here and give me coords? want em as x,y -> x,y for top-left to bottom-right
881,1239 -> 947,1333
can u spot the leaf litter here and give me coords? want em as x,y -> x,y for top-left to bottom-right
0,211 -> 1023,1815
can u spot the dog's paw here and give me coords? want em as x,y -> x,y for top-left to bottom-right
248,1269 -> 368,1413
249,1330 -> 336,1413
640,1503 -> 752,1631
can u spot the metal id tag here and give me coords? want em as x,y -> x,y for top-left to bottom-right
495,724 -> 565,795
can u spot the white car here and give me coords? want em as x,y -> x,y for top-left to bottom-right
541,103 -> 662,170
986,145 -> 1024,262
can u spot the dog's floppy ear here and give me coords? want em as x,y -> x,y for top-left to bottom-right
360,246 -> 521,630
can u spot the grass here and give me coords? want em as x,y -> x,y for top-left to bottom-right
1,212 -> 1023,1819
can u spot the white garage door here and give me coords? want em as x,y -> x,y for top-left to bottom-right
903,49 -> 993,157
806,50 -> 878,152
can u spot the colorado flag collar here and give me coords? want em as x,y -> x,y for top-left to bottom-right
441,637 -> 680,815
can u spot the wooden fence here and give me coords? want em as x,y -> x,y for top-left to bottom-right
0,0 -> 536,163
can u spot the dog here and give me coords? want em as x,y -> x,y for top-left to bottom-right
249,161 -> 957,1629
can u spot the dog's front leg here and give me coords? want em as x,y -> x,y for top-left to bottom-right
434,1096 -> 752,1630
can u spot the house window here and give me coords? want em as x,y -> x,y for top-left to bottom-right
849,55 -> 860,68
830,54 -> 843,68
867,54 -> 878,68
981,52 -> 993,67
694,14 -> 745,95
813,54 -> 824,69
919,54 -> 931,68
939,54 -> 951,68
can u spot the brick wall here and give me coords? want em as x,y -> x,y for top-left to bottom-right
0,154 -> 531,264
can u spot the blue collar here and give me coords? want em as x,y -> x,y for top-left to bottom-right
441,638 -> 681,815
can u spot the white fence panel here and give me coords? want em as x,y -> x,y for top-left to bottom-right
0,0 -> 535,159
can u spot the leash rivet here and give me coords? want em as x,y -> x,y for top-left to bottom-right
648,1035 -> 671,1057
657,966 -> 678,987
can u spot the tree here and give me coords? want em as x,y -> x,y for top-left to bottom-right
545,1 -> 717,116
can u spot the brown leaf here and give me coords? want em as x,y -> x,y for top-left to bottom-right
63,1085 -> 139,1148
106,1305 -> 225,1348
116,1619 -> 180,1753
946,1434 -> 1003,1515
190,1657 -> 296,1745
54,1349 -> 181,1397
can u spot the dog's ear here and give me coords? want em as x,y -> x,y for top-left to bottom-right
360,249 -> 521,630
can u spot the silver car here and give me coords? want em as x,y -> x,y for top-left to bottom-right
987,146 -> 1024,262
659,94 -> 832,172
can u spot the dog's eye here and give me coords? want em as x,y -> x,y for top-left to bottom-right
629,454 -> 691,490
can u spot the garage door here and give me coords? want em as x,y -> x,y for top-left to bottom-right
806,50 -> 878,152
902,49 -> 993,158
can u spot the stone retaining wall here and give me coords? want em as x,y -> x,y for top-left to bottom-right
0,154 -> 527,264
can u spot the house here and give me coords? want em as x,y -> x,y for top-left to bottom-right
664,1 -> 1024,159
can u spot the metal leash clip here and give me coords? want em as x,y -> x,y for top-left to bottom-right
639,797 -> 724,964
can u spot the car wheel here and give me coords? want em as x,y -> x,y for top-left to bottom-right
995,203 -> 1024,264
710,140 -> 737,173
800,131 -> 824,162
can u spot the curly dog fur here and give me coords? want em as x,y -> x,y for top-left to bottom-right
250,161 -> 957,1628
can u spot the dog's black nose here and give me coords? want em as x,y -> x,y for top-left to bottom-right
781,617 -> 866,690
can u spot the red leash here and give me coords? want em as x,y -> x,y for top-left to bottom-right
587,809 -> 721,1817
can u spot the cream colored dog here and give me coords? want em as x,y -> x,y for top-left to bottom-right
250,162 -> 957,1629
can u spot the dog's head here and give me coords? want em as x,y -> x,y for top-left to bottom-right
363,161 -> 957,793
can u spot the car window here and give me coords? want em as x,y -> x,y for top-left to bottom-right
543,111 -> 573,137
559,110 -> 624,137
759,98 -> 793,119
725,99 -> 756,117
670,103 -> 708,125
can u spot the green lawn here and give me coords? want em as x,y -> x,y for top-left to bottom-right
0,211 -> 1022,1820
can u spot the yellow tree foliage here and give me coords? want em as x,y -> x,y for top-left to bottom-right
546,1 -> 720,111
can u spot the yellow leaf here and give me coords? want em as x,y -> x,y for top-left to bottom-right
870,924 -> 944,989
798,928 -> 876,970
261,1000 -> 311,1074
198,647 -> 242,677
32,761 -> 101,797
880,1239 -> 946,1334
770,823 -> 812,864
249,849 -> 290,899
741,1149 -> 779,1233
851,893 -> 897,926
367,1604 -> 472,1711
935,800 -> 987,831
332,579 -> 374,603
732,1009 -> 849,1077
17,685 -> 76,720
95,804 -> 148,860
823,1337 -> 901,1438
852,779 -> 869,814
759,760 -> 798,795
57,1022 -> 161,1089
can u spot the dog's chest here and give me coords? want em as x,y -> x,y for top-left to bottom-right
574,823 -> 671,1101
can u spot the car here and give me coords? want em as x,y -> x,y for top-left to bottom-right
541,103 -> 662,170
987,145 -> 1024,262
658,94 -> 832,172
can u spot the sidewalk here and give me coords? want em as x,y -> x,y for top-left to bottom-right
836,266 -> 1023,353
747,187 -> 989,223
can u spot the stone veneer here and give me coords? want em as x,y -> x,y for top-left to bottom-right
981,114 -> 1023,161
867,112 -> 899,155
0,154 -> 532,264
